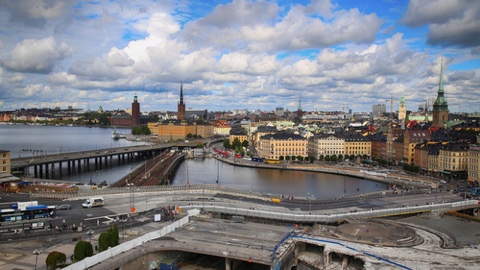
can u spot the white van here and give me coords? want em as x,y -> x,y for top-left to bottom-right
82,197 -> 104,208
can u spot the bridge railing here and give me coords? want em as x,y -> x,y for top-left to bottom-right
30,184 -> 269,200
180,199 -> 480,223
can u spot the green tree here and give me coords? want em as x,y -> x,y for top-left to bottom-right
73,241 -> 94,262
242,140 -> 249,148
297,156 -> 304,162
45,251 -> 66,270
331,155 -> 337,163
325,155 -> 330,162
232,137 -> 242,150
98,232 -> 113,252
285,155 -> 290,162
338,154 -> 343,162
223,139 -> 231,149
319,155 -> 324,161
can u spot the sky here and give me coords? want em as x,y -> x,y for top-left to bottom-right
0,0 -> 479,114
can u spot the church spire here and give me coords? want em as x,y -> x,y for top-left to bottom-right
179,84 -> 184,105
438,58 -> 444,93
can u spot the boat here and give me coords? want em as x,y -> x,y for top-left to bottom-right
112,130 -> 120,139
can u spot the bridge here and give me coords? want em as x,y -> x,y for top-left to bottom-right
10,143 -> 195,179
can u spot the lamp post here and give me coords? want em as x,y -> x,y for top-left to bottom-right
33,249 -> 42,270
86,230 -> 94,242
307,193 -> 311,212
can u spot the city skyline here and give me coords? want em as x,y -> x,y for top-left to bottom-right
0,0 -> 479,113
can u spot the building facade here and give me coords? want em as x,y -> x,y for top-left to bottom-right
468,144 -> 480,185
308,134 -> 345,160
344,134 -> 371,158
258,133 -> 307,160
398,95 -> 407,121
372,104 -> 386,117
0,150 -> 11,173
177,84 -> 186,121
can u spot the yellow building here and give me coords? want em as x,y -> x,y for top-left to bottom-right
468,144 -> 480,185
344,134 -> 371,158
0,150 -> 11,173
148,120 -> 213,141
229,128 -> 248,144
438,143 -> 469,181
404,130 -> 431,165
258,134 -> 307,160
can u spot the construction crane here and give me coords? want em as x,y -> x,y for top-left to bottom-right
385,98 -> 394,119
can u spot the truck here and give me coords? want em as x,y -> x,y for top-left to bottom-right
82,197 -> 104,208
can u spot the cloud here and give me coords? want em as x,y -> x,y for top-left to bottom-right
0,0 -> 75,27
1,37 -> 72,74
402,0 -> 480,47
182,0 -> 383,52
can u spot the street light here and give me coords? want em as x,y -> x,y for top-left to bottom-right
307,193 -> 311,213
144,157 -> 147,177
33,249 -> 42,270
86,230 -> 94,242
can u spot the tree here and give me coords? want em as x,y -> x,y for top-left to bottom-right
73,241 -> 94,262
325,155 -> 330,162
232,137 -> 242,150
331,155 -> 337,163
46,251 -> 66,270
338,154 -> 343,162
297,156 -> 304,162
285,155 -> 290,162
242,140 -> 249,148
349,155 -> 355,161
223,139 -> 231,149
98,232 -> 113,252
319,155 -> 324,161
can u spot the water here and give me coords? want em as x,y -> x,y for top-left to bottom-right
1,124 -> 388,199
172,158 -> 387,199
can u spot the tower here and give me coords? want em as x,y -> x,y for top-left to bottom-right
177,84 -> 186,121
432,59 -> 449,128
398,95 -> 406,121
132,93 -> 140,126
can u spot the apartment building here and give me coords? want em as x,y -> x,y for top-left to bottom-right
0,150 -> 11,173
438,143 -> 469,181
258,133 -> 307,160
308,134 -> 345,160
468,144 -> 480,185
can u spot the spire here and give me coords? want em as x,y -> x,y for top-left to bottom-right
297,96 -> 302,111
438,58 -> 444,93
133,92 -> 138,103
179,84 -> 184,105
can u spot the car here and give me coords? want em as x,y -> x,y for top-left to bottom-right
57,204 -> 71,210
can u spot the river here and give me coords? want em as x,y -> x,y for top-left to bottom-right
0,124 -> 388,199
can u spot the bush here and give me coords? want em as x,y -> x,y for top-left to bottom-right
74,241 -> 94,262
98,232 -> 113,252
45,251 -> 66,270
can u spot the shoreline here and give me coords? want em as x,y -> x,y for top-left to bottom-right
215,156 -> 438,189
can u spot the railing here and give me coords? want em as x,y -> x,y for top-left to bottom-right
180,199 -> 480,223
62,209 -> 199,270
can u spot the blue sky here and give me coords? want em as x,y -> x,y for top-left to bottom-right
0,0 -> 479,113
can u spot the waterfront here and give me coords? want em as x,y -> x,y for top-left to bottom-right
1,125 -> 388,199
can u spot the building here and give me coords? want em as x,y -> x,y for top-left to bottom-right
372,104 -> 386,117
258,133 -> 307,160
151,120 -> 213,141
432,60 -> 449,128
386,126 -> 403,162
368,134 -> 387,160
252,125 -> 277,152
308,134 -> 345,160
398,95 -> 407,121
438,143 -> 469,181
0,150 -> 11,173
178,84 -> 186,121
404,129 -> 432,165
110,93 -> 142,127
344,134 -> 371,159
467,144 -> 480,186
229,128 -> 248,145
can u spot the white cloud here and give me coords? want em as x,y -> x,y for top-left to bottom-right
1,37 -> 72,73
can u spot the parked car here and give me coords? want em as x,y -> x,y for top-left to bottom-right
57,204 -> 71,210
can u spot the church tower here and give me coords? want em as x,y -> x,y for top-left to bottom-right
132,93 -> 140,126
398,95 -> 406,121
177,84 -> 186,121
432,59 -> 449,128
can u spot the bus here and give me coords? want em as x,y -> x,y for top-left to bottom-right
265,159 -> 280,164
471,187 -> 480,197
0,202 -> 56,222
